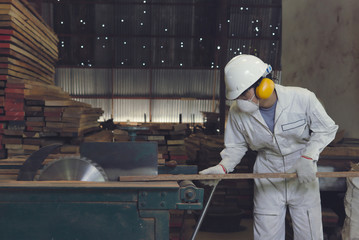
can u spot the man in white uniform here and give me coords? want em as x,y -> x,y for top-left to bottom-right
199,54 -> 338,240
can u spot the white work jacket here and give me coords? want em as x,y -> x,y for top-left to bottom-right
220,84 -> 338,173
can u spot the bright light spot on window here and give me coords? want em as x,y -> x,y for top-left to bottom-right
240,7 -> 243,10
124,42 -> 127,44
217,46 -> 221,50
102,24 -> 105,27
140,22 -> 144,26
97,37 -> 100,40
102,45 -> 106,48
164,28 -> 168,32
272,42 -> 275,46
255,27 -> 259,31
143,45 -> 146,48
60,21 -> 64,24
88,64 -> 92,67
161,60 -> 164,63
121,62 -> 124,65
81,45 -> 84,48
272,33 -> 275,36
243,45 -> 246,48
227,19 -> 230,23
199,38 -> 203,41
179,63 -> 183,66
121,19 -> 124,22
160,45 -> 163,48
144,11 -> 146,13
143,0 -> 146,3
143,63 -> 146,66
105,37 -> 108,40
80,19 -> 83,23
81,62 -> 84,66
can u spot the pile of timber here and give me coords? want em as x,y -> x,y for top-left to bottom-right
0,0 -> 58,84
133,123 -> 190,166
0,79 -> 104,157
0,0 -> 104,158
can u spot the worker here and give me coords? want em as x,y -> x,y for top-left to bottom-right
199,54 -> 338,240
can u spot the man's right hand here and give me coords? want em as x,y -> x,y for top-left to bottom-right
199,164 -> 226,175
198,164 -> 226,186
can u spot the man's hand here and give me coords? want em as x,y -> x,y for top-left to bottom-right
199,164 -> 226,175
198,164 -> 226,186
286,156 -> 316,183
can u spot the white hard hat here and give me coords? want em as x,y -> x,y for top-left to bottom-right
225,54 -> 272,100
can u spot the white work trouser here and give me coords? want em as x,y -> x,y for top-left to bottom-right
253,152 -> 323,240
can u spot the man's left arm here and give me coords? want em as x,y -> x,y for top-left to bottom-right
301,92 -> 339,160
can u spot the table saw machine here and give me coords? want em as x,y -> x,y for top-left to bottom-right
0,142 -> 204,240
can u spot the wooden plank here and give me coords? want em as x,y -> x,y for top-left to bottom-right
0,49 -> 54,81
321,146 -> 359,157
0,180 -> 180,188
0,19 -> 57,60
0,18 -> 57,62
0,32 -> 56,65
0,3 -> 58,52
119,171 -> 359,182
0,43 -> 55,75
4,0 -> 58,43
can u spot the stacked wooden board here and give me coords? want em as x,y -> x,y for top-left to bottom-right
0,0 -> 58,84
0,0 -> 104,158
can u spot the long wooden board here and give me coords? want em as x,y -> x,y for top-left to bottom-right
119,171 -> 359,182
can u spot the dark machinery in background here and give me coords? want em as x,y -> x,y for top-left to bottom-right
0,141 -> 204,240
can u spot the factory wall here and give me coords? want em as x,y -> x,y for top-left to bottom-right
282,0 -> 359,138
55,68 -> 220,123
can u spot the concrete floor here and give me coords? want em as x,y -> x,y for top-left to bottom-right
180,217 -> 254,240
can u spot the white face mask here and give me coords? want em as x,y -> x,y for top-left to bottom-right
236,94 -> 259,113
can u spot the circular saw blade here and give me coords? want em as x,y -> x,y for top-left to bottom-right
38,157 -> 108,182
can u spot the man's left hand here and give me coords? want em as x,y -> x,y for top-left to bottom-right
286,156 -> 316,183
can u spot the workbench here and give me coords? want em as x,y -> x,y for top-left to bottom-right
0,180 -> 203,240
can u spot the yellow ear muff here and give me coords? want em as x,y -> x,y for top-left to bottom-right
255,78 -> 275,99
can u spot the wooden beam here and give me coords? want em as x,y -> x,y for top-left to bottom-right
119,171 -> 359,182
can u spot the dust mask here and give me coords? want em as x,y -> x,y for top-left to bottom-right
236,94 -> 259,113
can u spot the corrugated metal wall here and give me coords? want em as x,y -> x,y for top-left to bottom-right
57,68 -> 220,123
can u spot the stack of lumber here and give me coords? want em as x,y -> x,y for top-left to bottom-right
0,0 -> 104,158
0,79 -> 104,157
0,0 -> 58,84
139,123 -> 190,166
